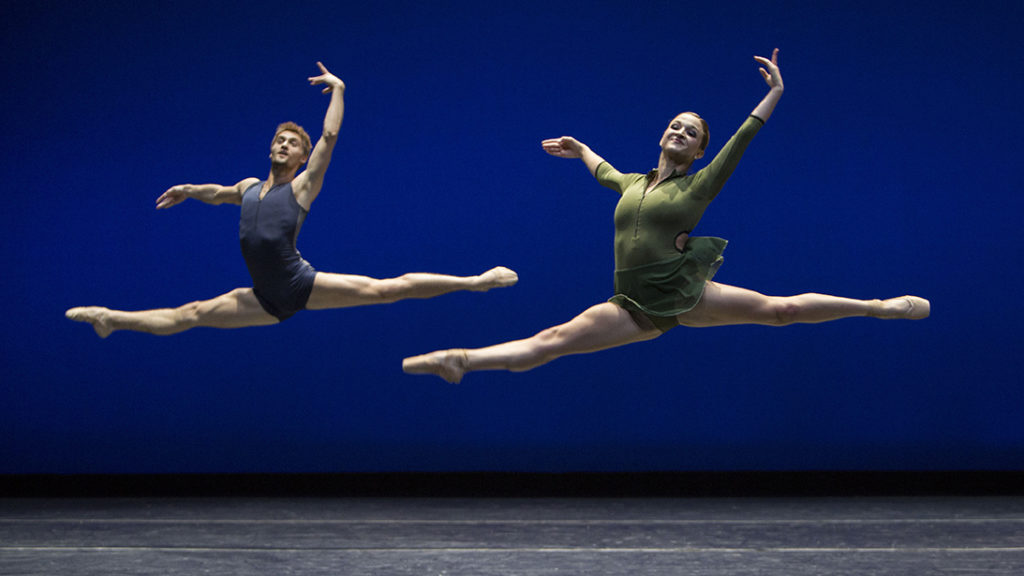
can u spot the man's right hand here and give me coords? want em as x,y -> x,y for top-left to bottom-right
156,185 -> 190,209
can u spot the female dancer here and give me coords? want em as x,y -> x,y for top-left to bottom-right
403,49 -> 928,383
66,62 -> 517,338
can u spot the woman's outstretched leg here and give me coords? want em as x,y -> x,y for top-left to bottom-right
403,302 -> 661,383
305,266 -> 518,310
677,281 -> 929,328
65,288 -> 277,337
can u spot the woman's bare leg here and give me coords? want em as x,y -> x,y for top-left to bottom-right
403,302 -> 662,383
677,281 -> 930,328
65,288 -> 277,337
305,266 -> 518,310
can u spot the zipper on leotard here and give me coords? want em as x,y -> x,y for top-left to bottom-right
253,188 -> 262,224
634,180 -> 656,240
634,171 -> 683,240
255,183 -> 272,223
633,191 -> 645,240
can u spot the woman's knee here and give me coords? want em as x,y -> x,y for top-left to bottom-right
533,325 -> 565,350
768,297 -> 801,326
505,326 -> 565,370
529,325 -> 562,355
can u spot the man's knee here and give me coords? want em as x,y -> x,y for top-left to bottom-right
368,277 -> 405,303
174,300 -> 204,328
179,289 -> 246,326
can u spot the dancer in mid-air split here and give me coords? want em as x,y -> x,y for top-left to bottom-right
66,62 -> 517,338
404,49 -> 929,384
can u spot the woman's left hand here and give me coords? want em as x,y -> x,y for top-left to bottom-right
754,48 -> 783,92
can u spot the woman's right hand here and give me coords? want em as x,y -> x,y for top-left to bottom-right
541,136 -> 585,158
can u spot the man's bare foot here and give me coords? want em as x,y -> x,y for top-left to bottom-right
470,267 -> 518,292
65,306 -> 115,338
403,349 -> 469,384
870,296 -> 930,320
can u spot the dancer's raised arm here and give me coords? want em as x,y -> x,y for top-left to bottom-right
155,178 -> 260,209
751,48 -> 784,122
293,61 -> 346,209
542,136 -> 606,176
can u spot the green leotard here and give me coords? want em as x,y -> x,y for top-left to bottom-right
595,115 -> 764,331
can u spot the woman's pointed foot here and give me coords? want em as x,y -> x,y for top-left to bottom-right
471,267 -> 518,292
65,306 -> 115,338
403,349 -> 469,384
871,296 -> 930,320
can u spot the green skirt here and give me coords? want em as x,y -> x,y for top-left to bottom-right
608,236 -> 728,332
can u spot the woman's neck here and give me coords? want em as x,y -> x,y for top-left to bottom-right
655,154 -> 690,183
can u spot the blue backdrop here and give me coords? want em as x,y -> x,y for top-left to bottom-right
2,1 -> 1021,474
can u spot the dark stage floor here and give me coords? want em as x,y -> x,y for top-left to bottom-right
2,496 -> 1023,575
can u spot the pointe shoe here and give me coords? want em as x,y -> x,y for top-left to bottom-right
901,296 -> 930,319
874,296 -> 930,320
473,267 -> 519,291
403,350 -> 468,384
66,306 -> 114,338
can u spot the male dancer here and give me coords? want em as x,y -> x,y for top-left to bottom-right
67,62 -> 516,337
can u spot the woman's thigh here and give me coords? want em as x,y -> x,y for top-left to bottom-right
676,281 -> 777,328
539,302 -> 662,355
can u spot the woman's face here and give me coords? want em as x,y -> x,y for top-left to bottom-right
659,113 -> 706,163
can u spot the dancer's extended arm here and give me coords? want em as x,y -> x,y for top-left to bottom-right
541,136 -> 606,176
751,48 -> 784,122
155,178 -> 260,209
293,61 -> 346,209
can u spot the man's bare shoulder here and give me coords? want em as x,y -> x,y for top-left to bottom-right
235,177 -> 261,190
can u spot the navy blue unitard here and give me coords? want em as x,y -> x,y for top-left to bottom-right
239,181 -> 318,321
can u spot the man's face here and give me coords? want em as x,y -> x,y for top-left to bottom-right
270,130 -> 308,168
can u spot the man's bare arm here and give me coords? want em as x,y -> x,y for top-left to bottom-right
155,177 -> 259,209
293,62 -> 345,210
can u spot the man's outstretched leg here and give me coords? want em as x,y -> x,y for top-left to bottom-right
304,266 -> 518,309
66,288 -> 277,337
